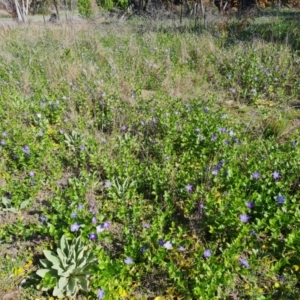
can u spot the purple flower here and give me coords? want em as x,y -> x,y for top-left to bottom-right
163,241 -> 172,250
211,134 -> 217,142
2,132 -> 7,137
195,128 -> 200,133
103,221 -> 111,228
229,130 -> 235,137
273,171 -> 280,179
104,181 -> 111,188
158,239 -> 164,246
71,212 -> 77,218
89,233 -> 97,240
80,145 -> 86,151
124,257 -> 133,265
40,215 -> 46,222
22,145 -> 30,155
30,180 -> 35,186
204,249 -> 212,258
178,246 -> 185,252
78,203 -> 84,210
280,275 -> 285,283
217,160 -> 224,169
252,172 -> 260,179
186,184 -> 193,192
28,171 -> 35,177
121,125 -> 127,131
246,202 -> 254,209
250,229 -> 255,235
219,127 -> 227,133
203,107 -> 209,113
240,214 -> 250,223
92,217 -> 97,224
212,168 -> 219,175
71,222 -> 80,232
143,223 -> 150,229
291,140 -> 297,147
96,225 -> 105,233
0,140 -> 6,145
97,289 -> 105,299
141,246 -> 147,254
239,258 -> 250,268
229,88 -> 236,93
276,195 -> 285,204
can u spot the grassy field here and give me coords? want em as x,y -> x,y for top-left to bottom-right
0,9 -> 300,299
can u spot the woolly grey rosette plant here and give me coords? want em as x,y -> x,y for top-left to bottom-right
36,235 -> 97,298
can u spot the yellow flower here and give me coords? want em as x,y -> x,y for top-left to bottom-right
258,288 -> 264,293
293,265 -> 299,271
274,282 -> 280,288
262,245 -> 267,250
244,283 -> 250,290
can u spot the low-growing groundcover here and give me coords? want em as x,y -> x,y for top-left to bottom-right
0,17 -> 300,300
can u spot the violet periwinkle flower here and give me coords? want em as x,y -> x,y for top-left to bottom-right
22,145 -> 30,155
276,195 -> 285,204
97,289 -> 105,300
96,225 -> 105,233
204,249 -> 212,258
240,214 -> 250,223
246,202 -> 254,209
29,171 -> 35,177
158,239 -> 164,246
163,241 -> 172,250
252,172 -> 260,179
239,258 -> 250,268
89,233 -> 97,240
186,184 -> 193,192
104,181 -> 111,188
40,215 -> 46,222
124,257 -> 133,265
273,171 -> 280,179
70,222 -> 80,232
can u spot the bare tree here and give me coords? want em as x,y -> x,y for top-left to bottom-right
1,0 -> 31,21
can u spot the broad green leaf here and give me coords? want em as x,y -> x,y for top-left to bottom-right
36,268 -> 50,278
58,277 -> 69,291
40,259 -> 52,268
20,200 -> 30,210
43,250 -> 60,266
60,235 -> 69,256
66,277 -> 77,296
57,248 -> 67,268
61,263 -> 76,277
77,276 -> 88,291
53,285 -> 64,298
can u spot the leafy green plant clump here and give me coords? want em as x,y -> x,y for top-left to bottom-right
36,235 -> 96,298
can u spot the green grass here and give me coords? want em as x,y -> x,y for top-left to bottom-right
0,11 -> 300,299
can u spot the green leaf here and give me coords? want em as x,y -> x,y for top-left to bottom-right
40,258 -> 52,268
66,277 -> 77,296
52,285 -> 64,298
61,263 -> 76,277
20,200 -> 30,210
36,268 -> 50,278
57,248 -> 67,268
60,235 -> 69,256
77,276 -> 88,291
43,250 -> 60,266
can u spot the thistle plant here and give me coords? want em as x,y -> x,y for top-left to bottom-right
36,235 -> 97,298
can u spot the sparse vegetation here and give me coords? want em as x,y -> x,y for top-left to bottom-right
0,10 -> 300,299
